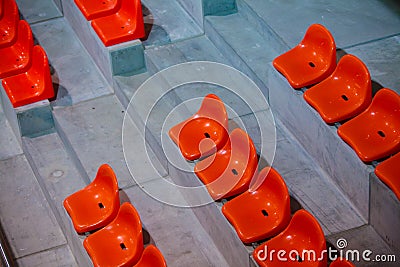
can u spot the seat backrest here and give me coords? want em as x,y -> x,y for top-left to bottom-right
120,0 -> 143,19
15,20 -> 34,55
289,209 -> 326,252
372,88 -> 400,122
230,128 -> 255,154
93,164 -> 119,191
250,167 -> 290,205
302,24 -> 336,63
1,0 -> 18,22
30,46 -> 52,92
229,128 -> 258,173
197,94 -> 228,129
92,164 -> 120,201
116,203 -> 143,247
337,54 -> 371,97
136,245 -> 167,267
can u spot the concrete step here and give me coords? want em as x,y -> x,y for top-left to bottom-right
0,106 -> 23,161
16,244 -> 77,267
52,94 -> 167,189
29,17 -> 113,106
141,0 -> 203,47
240,0 -> 400,49
121,181 -> 232,267
16,0 -> 62,24
21,132 -> 92,266
327,225 -> 399,267
0,154 -> 70,262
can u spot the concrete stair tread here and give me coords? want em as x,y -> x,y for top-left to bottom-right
123,181 -> 231,267
206,12 -> 280,83
16,0 -> 62,24
16,244 -> 78,267
241,0 -> 400,48
0,106 -> 22,160
52,95 -> 167,189
21,132 -> 92,265
30,18 -> 113,107
0,154 -> 66,259
345,36 -> 400,92
274,123 -> 366,235
142,0 -> 203,47
327,225 -> 399,267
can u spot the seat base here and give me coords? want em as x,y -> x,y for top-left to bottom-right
91,14 -> 145,47
74,0 -> 119,20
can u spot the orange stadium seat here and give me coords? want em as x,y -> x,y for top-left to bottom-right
273,24 -> 336,88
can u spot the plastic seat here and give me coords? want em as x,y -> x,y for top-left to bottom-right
169,94 -> 229,161
330,258 -> 356,267
133,245 -> 167,267
221,167 -> 291,243
0,0 -> 19,49
0,20 -> 33,79
338,88 -> 400,162
253,209 -> 327,267
63,164 -> 120,234
375,152 -> 400,201
273,24 -> 336,88
91,0 -> 145,46
74,0 -> 119,20
194,128 -> 258,200
2,45 -> 55,108
304,54 -> 372,123
83,202 -> 144,267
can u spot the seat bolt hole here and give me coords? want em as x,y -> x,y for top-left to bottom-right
262,209 -> 268,216
121,26 -> 125,29
341,95 -> 349,101
232,169 -> 238,175
378,131 -> 385,138
204,132 -> 210,138
308,62 -> 315,68
98,202 -> 105,209
120,243 -> 127,250
31,85 -> 35,88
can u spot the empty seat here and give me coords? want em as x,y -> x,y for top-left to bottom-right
84,202 -> 144,267
91,0 -> 145,46
330,258 -> 356,267
169,94 -> 229,161
133,245 -> 167,267
338,88 -> 400,162
273,24 -> 336,88
253,209 -> 327,267
2,45 -> 55,108
194,128 -> 258,200
74,0 -> 119,20
304,54 -> 372,123
0,20 -> 33,79
222,167 -> 291,243
0,0 -> 19,49
63,164 -> 120,234
375,152 -> 400,201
